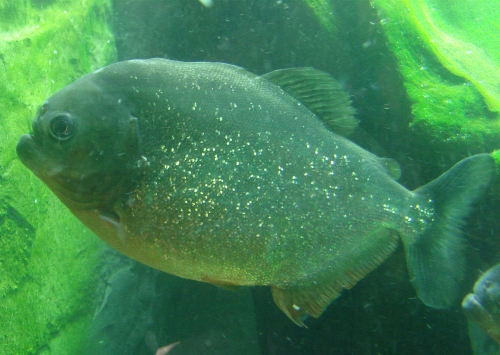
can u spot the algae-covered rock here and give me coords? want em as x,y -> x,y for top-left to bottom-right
0,1 -> 115,353
370,0 -> 500,166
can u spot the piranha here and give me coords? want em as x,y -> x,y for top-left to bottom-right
17,58 -> 495,325
463,264 -> 500,344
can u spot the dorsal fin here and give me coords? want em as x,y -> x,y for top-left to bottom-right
262,68 -> 358,136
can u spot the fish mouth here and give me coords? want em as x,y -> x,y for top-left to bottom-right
16,134 -> 102,209
17,134 -> 67,181
16,134 -> 44,175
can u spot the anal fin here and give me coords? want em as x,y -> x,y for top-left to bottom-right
271,284 -> 342,327
272,229 -> 399,326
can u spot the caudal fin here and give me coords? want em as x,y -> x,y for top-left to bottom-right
404,154 -> 495,309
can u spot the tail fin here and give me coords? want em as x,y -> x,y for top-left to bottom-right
404,154 -> 495,309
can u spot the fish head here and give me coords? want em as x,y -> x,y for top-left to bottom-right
16,74 -> 142,211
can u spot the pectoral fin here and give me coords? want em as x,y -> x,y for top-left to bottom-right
98,209 -> 127,245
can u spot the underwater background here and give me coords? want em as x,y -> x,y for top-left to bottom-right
1,0 -> 500,354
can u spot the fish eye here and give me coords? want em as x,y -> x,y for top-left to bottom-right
49,114 -> 75,141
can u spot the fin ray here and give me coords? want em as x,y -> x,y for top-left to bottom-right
262,67 -> 358,136
272,230 -> 399,326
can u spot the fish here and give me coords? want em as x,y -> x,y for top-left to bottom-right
463,264 -> 500,344
16,58 -> 496,326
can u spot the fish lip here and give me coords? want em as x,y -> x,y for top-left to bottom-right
16,134 -> 42,173
16,134 -> 110,210
16,134 -> 94,208
17,134 -> 66,178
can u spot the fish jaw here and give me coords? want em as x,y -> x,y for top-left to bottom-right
16,134 -> 46,176
17,133 -> 106,210
16,134 -> 72,196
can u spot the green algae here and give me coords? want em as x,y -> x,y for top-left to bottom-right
398,0 -> 500,113
491,150 -> 500,174
370,0 -> 500,165
0,0 -> 115,354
